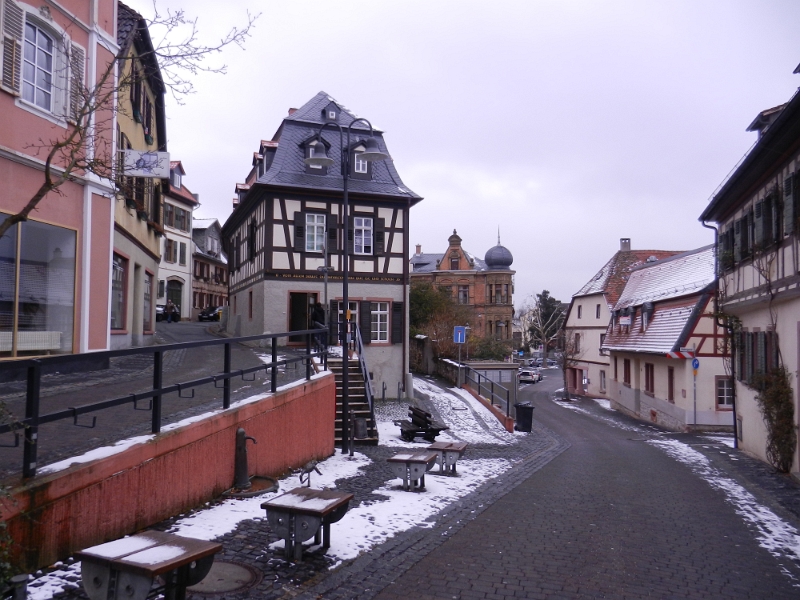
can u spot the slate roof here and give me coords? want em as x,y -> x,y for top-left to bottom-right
574,249 -> 682,307
613,245 -> 716,309
253,91 -> 421,202
601,245 -> 716,355
410,251 -> 489,273
192,218 -> 218,230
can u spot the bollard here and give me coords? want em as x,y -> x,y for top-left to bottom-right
397,381 -> 402,400
382,381 -> 386,402
234,428 -> 257,490
10,574 -> 28,600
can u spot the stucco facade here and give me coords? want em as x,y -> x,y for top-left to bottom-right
0,0 -> 117,357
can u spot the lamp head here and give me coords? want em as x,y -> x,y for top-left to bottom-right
360,136 -> 390,162
304,140 -> 334,167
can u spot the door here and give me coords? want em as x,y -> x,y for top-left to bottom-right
167,280 -> 183,319
289,292 -> 318,342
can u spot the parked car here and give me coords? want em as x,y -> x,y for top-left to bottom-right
198,306 -> 222,321
155,305 -> 165,322
530,367 -> 543,382
519,368 -> 538,384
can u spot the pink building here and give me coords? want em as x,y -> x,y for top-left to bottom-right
0,0 -> 118,357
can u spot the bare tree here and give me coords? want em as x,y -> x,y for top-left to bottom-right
515,296 -> 536,350
528,290 -> 565,361
0,1 -> 259,241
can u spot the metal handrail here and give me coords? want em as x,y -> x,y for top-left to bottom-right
462,364 -> 511,416
353,326 -> 374,415
0,328 -> 327,479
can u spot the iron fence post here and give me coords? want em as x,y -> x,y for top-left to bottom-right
506,389 -> 510,416
306,334 -> 312,380
271,337 -> 278,394
223,342 -> 231,409
491,380 -> 495,407
22,360 -> 41,479
152,350 -> 162,433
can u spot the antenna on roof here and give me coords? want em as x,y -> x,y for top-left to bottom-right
497,227 -> 501,245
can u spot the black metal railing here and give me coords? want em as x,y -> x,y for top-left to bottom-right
353,326 -> 374,415
0,329 -> 327,479
462,364 -> 511,416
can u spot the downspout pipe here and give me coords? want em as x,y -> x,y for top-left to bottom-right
702,219 -> 738,448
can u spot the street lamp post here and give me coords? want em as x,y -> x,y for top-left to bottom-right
305,118 -> 389,454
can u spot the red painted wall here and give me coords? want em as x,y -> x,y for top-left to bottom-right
2,375 -> 335,570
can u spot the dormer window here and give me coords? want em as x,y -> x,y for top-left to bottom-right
323,101 -> 340,123
354,151 -> 367,174
171,170 -> 181,189
304,138 -> 329,175
350,143 -> 371,179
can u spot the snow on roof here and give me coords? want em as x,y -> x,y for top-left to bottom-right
602,296 -> 703,354
573,249 -> 682,307
613,245 -> 715,309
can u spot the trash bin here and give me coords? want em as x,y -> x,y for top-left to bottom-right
514,402 -> 534,432
353,417 -> 368,439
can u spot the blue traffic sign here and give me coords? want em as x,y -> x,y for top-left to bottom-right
692,358 -> 699,370
453,326 -> 466,344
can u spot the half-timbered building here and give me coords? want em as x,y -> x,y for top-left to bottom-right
221,92 -> 422,394
699,70 -> 800,473
602,245 -> 731,431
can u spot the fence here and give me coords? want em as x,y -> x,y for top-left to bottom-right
462,364 -> 512,416
0,329 -> 326,479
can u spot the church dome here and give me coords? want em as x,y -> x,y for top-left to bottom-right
484,243 -> 513,270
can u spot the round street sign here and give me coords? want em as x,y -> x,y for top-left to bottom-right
692,358 -> 700,370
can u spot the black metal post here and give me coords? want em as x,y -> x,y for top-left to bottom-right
341,150 -> 350,454
223,342 -> 231,409
152,350 -> 162,433
306,333 -> 312,380
22,360 -> 41,479
271,337 -> 278,394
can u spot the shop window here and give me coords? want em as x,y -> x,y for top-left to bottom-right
111,253 -> 127,331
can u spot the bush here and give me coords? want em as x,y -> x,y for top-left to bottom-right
752,367 -> 797,473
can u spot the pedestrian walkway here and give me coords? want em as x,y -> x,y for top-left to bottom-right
22,376 -> 800,600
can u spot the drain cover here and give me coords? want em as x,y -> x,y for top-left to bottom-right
187,561 -> 261,594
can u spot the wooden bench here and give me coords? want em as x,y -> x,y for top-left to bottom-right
387,450 -> 439,491
76,530 -> 221,600
394,405 -> 449,442
427,441 -> 468,475
262,487 -> 354,562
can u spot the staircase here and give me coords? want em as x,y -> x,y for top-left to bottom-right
328,357 -> 379,446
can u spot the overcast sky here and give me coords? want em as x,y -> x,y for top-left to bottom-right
127,0 -> 800,306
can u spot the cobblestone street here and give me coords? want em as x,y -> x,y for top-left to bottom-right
24,366 -> 800,600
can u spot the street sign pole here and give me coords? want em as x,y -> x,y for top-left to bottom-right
692,348 -> 699,429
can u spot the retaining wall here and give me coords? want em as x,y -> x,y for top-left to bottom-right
1,374 -> 335,571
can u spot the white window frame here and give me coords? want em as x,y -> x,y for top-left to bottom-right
14,11 -> 71,124
23,21 -> 55,111
354,152 -> 368,174
306,213 -> 326,253
716,377 -> 734,408
371,302 -> 389,342
172,171 -> 182,188
354,216 -> 373,254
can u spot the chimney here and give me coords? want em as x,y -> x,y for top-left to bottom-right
620,238 -> 631,252
288,108 -> 298,115
415,244 -> 422,255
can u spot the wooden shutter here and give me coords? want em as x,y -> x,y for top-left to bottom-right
179,242 -> 186,265
391,301 -> 403,344
327,213 -> 338,248
69,43 -> 85,123
329,299 -> 339,345
1,0 -> 23,94
754,201 -> 764,246
359,300 -> 372,344
733,219 -> 741,262
756,331 -> 766,376
784,174 -> 795,235
374,218 -> 386,255
293,211 -> 305,251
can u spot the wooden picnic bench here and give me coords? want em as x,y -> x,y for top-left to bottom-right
394,405 -> 449,442
262,487 -> 354,562
387,450 -> 439,491
76,530 -> 221,600
427,441 -> 468,475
